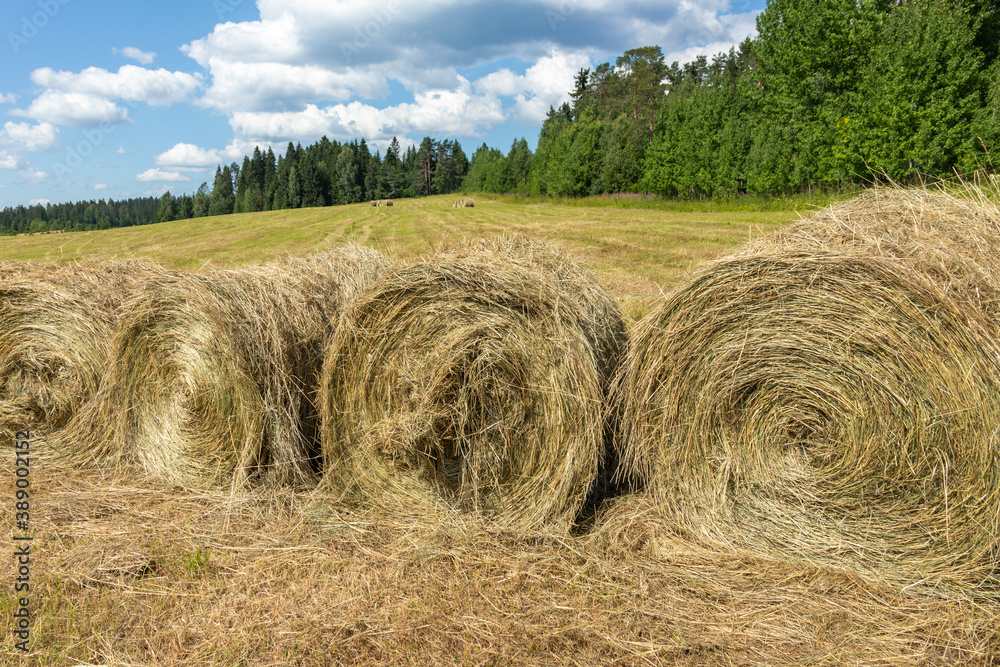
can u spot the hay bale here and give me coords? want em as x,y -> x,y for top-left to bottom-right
453,198 -> 474,208
60,245 -> 392,489
319,236 -> 626,531
0,260 -> 168,440
743,186 -> 1000,316
614,188 -> 1000,588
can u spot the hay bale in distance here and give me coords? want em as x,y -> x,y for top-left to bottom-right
615,189 -> 1000,587
453,198 -> 475,208
0,260 -> 168,440
61,245 -> 392,489
319,236 -> 626,531
370,199 -> 394,207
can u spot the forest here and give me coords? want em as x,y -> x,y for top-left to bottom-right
2,0 -> 997,234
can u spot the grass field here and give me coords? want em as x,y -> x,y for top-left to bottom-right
0,194 -> 797,318
2,194 -> 998,666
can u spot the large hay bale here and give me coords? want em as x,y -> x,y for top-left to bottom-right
60,245 -> 392,489
615,188 -> 1000,589
0,260 -> 168,440
743,186 -> 1000,315
319,236 -> 626,531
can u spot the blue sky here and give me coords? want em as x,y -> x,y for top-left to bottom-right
0,0 -> 766,208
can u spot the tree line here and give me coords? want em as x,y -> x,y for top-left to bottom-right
0,136 -> 468,234
482,0 -> 999,198
151,135 -> 469,228
4,0 -> 998,234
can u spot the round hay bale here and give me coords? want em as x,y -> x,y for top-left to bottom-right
615,248 -> 1000,587
61,244 -> 392,489
744,186 -> 1000,316
319,236 -> 626,531
0,260 -> 169,440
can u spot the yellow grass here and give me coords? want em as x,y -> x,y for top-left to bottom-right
3,193 -> 997,665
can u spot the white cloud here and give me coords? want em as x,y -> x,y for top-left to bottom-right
661,9 -> 760,64
114,46 -> 157,65
0,93 -> 16,105
196,61 -> 386,112
94,183 -> 108,190
11,65 -> 202,127
476,49 -> 591,124
29,198 -> 51,206
116,145 -> 127,154
167,0 -> 761,154
20,169 -> 48,184
30,65 -> 202,106
136,168 -> 192,182
12,92 -> 131,127
154,141 -> 246,168
182,14 -> 305,68
2,121 -> 60,152
0,121 -> 60,170
228,80 -> 505,145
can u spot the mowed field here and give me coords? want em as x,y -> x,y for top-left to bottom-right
0,195 -> 796,318
2,195 -> 998,666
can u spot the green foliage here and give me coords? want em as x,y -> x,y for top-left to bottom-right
9,3 -> 1000,232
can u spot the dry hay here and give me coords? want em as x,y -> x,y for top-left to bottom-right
453,198 -> 475,208
59,244 -> 392,490
742,185 -> 1000,316
370,199 -> 394,207
319,236 -> 626,531
613,187 -> 1000,591
0,260 -> 169,441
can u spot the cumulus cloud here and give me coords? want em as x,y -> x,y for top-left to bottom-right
154,141 -> 247,168
12,92 -> 131,127
2,121 -> 60,152
114,46 -> 157,65
29,198 -> 51,206
0,93 -> 16,105
227,79 -> 505,146
11,65 -> 202,127
136,168 -> 191,182
20,169 -> 48,184
195,61 -> 386,112
157,0 -> 764,161
94,183 -> 108,190
0,121 -> 60,169
30,65 -> 202,105
476,49 -> 591,123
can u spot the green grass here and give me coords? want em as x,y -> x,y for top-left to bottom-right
0,194 -> 801,318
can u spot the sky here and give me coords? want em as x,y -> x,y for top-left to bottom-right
0,0 -> 766,208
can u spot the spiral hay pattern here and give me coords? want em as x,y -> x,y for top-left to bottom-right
0,260 -> 167,439
320,237 -> 626,531
614,187 -> 1000,587
60,245 -> 391,489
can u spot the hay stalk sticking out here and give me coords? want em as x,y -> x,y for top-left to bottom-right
320,236 -> 626,531
615,187 -> 1000,589
0,260 -> 168,440
60,245 -> 391,489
